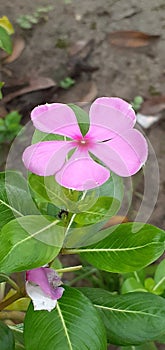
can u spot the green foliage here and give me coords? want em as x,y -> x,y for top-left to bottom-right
0,321 -> 15,350
24,286 -> 106,350
0,111 -> 22,143
121,258 -> 165,296
0,82 -> 4,100
121,277 -> 147,293
153,259 -> 165,293
0,101 -> 165,349
131,96 -> 144,112
9,324 -> 24,349
0,171 -> 38,230
60,77 -> 75,89
16,6 -> 53,29
74,196 -> 120,225
65,223 -> 165,273
79,288 -> 165,345
0,26 -> 12,54
0,215 -> 64,274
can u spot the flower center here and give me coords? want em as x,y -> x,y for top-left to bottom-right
74,136 -> 94,149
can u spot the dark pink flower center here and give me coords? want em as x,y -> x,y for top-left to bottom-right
74,136 -> 95,149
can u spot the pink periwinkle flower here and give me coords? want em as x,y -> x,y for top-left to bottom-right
26,267 -> 64,312
22,97 -> 148,191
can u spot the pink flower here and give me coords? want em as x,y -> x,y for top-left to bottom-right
26,267 -> 64,312
22,97 -> 148,191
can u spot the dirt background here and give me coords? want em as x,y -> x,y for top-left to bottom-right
0,0 -> 165,349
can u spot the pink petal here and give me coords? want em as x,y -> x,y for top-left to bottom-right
55,150 -> 110,190
31,103 -> 82,139
90,129 -> 148,176
22,141 -> 75,176
26,268 -> 63,300
86,97 -> 136,141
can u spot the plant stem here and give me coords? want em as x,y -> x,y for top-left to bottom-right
0,273 -> 20,293
134,271 -> 140,283
0,310 -> 25,322
7,277 -> 21,293
56,265 -> 82,273
64,190 -> 87,238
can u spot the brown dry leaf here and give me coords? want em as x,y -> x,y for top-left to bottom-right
101,216 -> 128,230
140,96 -> 165,115
108,31 -> 160,48
68,39 -> 95,58
3,36 -> 25,64
68,40 -> 88,56
2,77 -> 56,103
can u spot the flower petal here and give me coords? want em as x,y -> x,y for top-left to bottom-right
86,97 -> 136,141
26,282 -> 64,312
22,141 -> 75,176
26,268 -> 63,299
90,129 -> 148,176
55,150 -> 110,190
31,103 -> 82,139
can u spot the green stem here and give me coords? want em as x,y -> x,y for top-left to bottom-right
64,190 -> 87,238
62,248 -> 79,255
0,273 -> 20,293
134,271 -> 140,283
7,278 -> 20,293
153,277 -> 165,292
56,265 -> 82,273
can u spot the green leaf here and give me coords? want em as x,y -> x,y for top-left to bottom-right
122,277 -> 147,294
32,129 -> 64,144
0,215 -> 64,274
64,173 -> 124,248
29,174 -> 67,208
9,324 -> 24,349
29,174 -> 101,215
0,26 -> 12,54
68,104 -> 89,136
0,321 -> 15,350
153,259 -> 165,294
60,77 -> 75,89
65,223 -> 165,273
24,286 -> 106,350
0,81 -> 4,99
98,172 -> 124,202
79,288 -> 165,345
0,171 -> 38,229
5,111 -> 22,127
74,196 -> 120,225
16,17 -> 32,29
144,277 -> 155,292
0,16 -> 14,35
